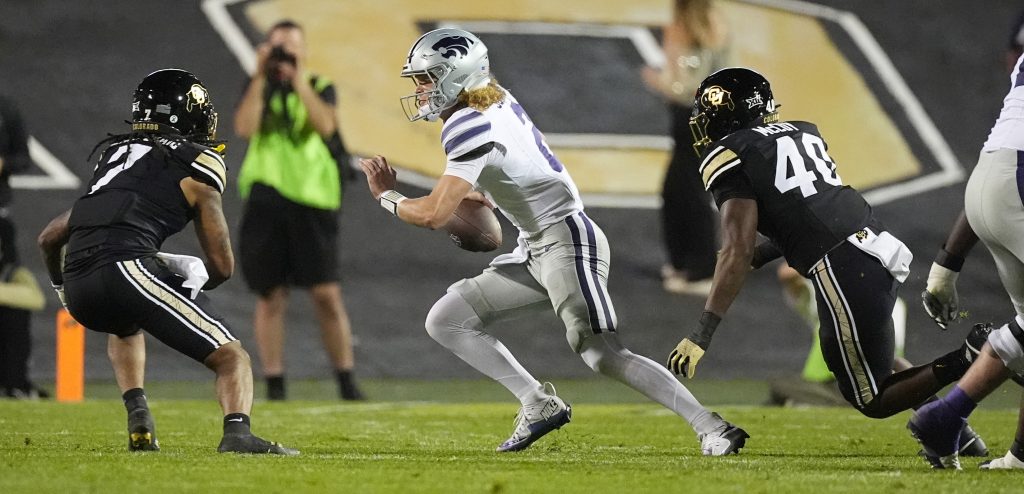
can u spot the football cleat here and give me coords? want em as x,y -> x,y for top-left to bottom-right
907,403 -> 964,470
496,383 -> 572,452
699,413 -> 749,456
980,450 -> 1024,470
963,323 -> 994,365
962,323 -> 1024,386
127,408 -> 159,452
217,433 -> 299,456
958,423 -> 989,457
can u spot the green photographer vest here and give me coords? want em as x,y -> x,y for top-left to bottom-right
238,75 -> 340,210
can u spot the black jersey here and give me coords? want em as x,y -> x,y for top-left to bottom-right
63,136 -> 227,279
699,121 -> 881,274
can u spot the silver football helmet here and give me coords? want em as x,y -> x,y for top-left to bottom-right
400,28 -> 490,122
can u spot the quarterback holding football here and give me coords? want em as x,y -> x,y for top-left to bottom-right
360,28 -> 747,455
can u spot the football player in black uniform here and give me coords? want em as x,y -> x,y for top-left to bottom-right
37,69 -> 297,455
665,68 -> 988,457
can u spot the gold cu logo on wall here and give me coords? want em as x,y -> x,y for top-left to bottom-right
187,84 -> 208,112
701,86 -> 734,111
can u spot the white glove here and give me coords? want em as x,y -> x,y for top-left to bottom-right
155,252 -> 209,300
52,283 -> 68,309
922,262 -> 959,329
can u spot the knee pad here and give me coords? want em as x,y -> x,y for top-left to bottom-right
988,319 -> 1024,374
424,291 -> 481,343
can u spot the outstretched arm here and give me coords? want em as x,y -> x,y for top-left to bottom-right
668,198 -> 758,378
923,211 -> 978,329
360,155 -> 474,230
704,198 -> 759,317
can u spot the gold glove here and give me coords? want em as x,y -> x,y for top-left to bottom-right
667,338 -> 706,378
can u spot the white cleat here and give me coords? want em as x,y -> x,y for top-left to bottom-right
980,450 -> 1024,470
699,413 -> 749,456
496,383 -> 572,452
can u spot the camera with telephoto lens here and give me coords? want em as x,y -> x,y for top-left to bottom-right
266,45 -> 296,79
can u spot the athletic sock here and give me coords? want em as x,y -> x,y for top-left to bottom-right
266,375 -> 286,401
425,292 -> 544,407
931,349 -> 969,386
122,387 -> 148,412
943,385 -> 977,418
579,333 -> 720,435
223,413 -> 252,435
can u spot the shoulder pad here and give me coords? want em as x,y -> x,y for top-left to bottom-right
441,109 -> 491,159
189,148 -> 227,194
699,144 -> 742,190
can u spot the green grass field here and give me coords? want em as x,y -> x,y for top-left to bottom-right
2,379 -> 1023,493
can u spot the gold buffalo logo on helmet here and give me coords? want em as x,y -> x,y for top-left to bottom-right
701,85 -> 734,111
186,84 -> 209,112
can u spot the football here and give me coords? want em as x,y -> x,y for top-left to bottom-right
443,199 -> 502,252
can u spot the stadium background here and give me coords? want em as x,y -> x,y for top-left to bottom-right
0,0 -> 1020,386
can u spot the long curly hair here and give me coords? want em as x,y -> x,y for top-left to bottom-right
459,79 -> 505,111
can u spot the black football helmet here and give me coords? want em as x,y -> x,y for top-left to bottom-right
131,69 -> 218,143
689,67 -> 779,157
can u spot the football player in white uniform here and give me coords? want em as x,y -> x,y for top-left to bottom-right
910,52 -> 1024,469
360,28 -> 748,455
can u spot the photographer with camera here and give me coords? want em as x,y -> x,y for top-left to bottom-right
233,19 -> 363,401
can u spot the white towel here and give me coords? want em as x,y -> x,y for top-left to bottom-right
490,233 -> 530,267
155,252 -> 209,299
846,228 -> 913,283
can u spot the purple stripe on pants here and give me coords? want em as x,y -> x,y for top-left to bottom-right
578,213 -> 615,330
565,214 -> 602,333
1017,150 -> 1024,208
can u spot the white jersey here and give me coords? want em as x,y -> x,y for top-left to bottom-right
983,53 -> 1024,152
441,89 -> 584,237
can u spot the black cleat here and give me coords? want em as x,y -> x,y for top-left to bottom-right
341,385 -> 366,401
958,423 -> 989,457
963,323 -> 994,364
964,322 -> 1024,386
217,433 -> 299,456
127,408 -> 159,452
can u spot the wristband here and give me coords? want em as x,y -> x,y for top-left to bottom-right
690,311 -> 722,349
934,246 -> 965,272
379,190 -> 407,216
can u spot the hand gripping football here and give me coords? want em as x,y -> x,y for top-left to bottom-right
443,199 -> 502,252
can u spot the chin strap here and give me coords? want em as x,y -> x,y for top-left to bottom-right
419,105 -> 440,122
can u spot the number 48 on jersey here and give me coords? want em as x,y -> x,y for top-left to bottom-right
769,124 -> 842,198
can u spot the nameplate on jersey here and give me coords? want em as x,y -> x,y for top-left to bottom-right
751,122 -> 798,136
